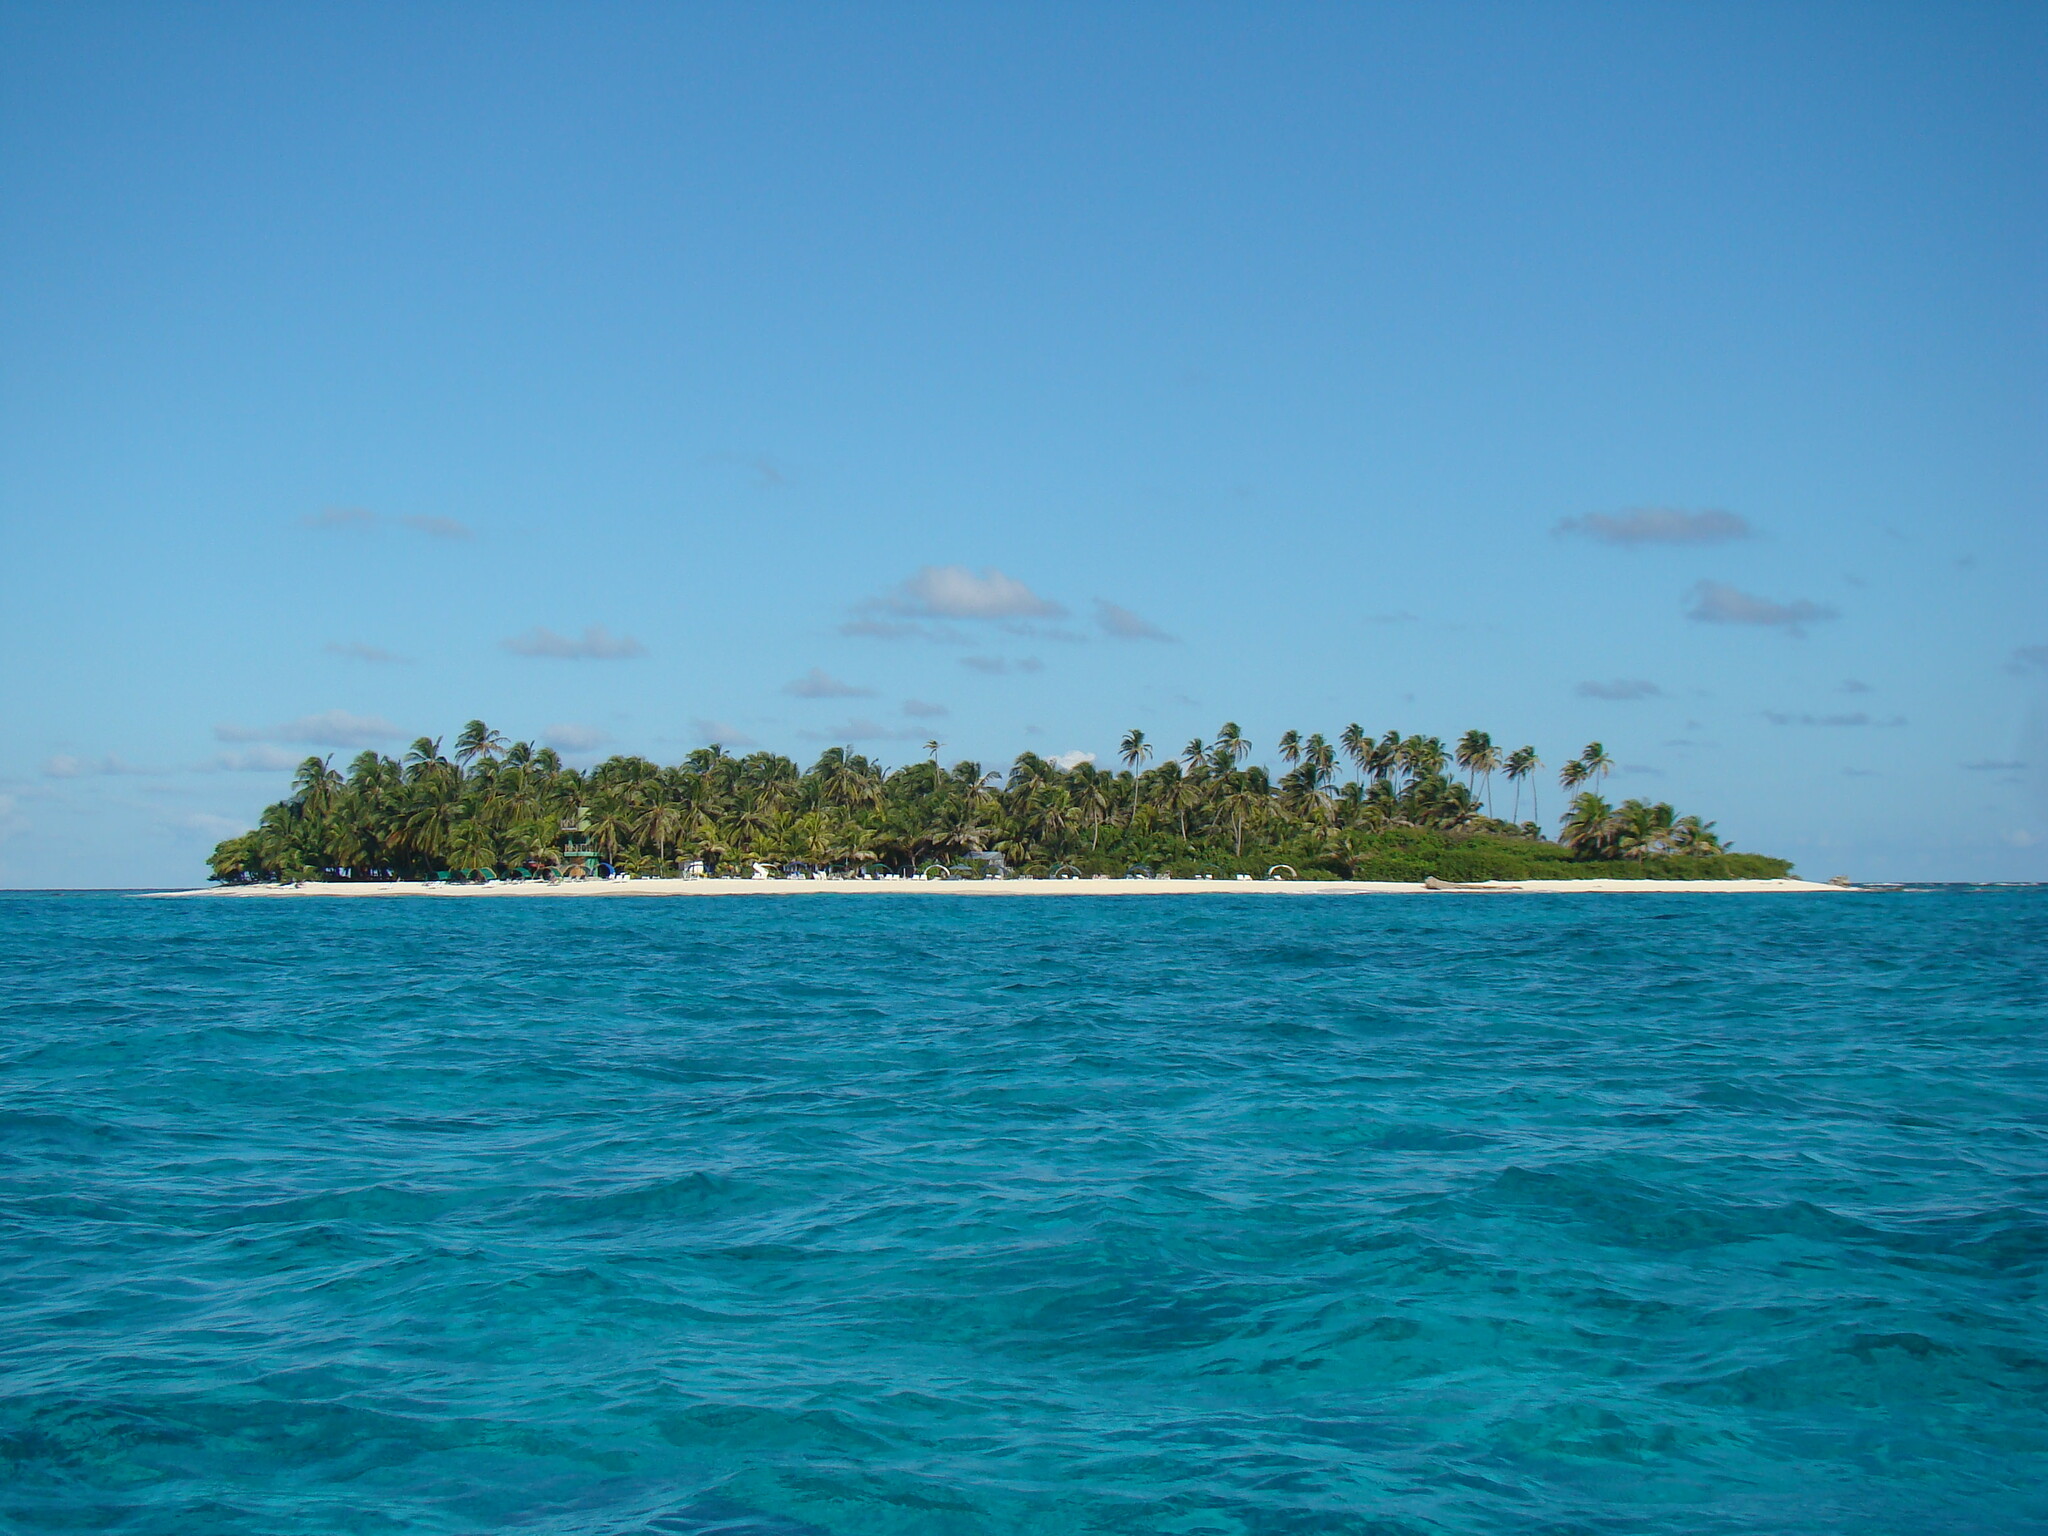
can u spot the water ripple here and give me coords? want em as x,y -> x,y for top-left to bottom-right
1,888 -> 2043,1533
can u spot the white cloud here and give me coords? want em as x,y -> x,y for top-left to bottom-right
902,699 -> 949,718
1575,679 -> 1662,701
1094,599 -> 1176,641
543,723 -> 611,752
1763,711 -> 1906,728
798,717 -> 921,742
1052,751 -> 1096,770
690,718 -> 757,749
325,641 -> 411,664
42,754 -> 158,778
1558,508 -> 1752,545
1686,582 -> 1836,633
783,668 -> 875,699
169,811 -> 246,836
214,710 -> 401,748
206,746 -> 304,772
838,617 -> 929,641
501,625 -> 647,659
873,565 -> 1065,620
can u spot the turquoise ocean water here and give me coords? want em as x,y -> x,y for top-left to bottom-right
1,888 -> 2042,1534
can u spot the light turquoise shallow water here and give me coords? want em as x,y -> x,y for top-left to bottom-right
1,888 -> 2043,1534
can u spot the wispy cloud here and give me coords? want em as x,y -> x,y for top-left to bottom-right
783,668 -> 875,699
847,566 -> 1067,639
42,754 -> 159,778
1361,611 -> 1420,624
1962,759 -> 2027,771
1840,678 -> 1871,694
1687,582 -> 1836,634
1094,599 -> 1176,641
690,718 -> 757,749
902,699 -> 949,718
880,565 -> 1065,620
543,723 -> 611,753
2007,645 -> 2048,675
167,810 -> 247,836
214,710 -> 401,748
325,641 -> 412,664
961,656 -> 1043,675
839,617 -> 929,641
1558,508 -> 1752,545
1763,711 -> 1906,728
1575,679 -> 1662,701
300,507 -> 474,539
206,745 -> 303,773
502,625 -> 647,659
300,506 -> 377,530
798,717 -> 923,743
708,451 -> 785,487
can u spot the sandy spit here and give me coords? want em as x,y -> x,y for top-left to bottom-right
148,876 -> 1853,898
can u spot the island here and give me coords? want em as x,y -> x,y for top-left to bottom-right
192,720 -> 1822,892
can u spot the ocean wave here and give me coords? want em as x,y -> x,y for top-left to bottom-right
1,888 -> 2042,1533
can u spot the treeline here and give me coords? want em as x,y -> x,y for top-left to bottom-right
207,720 -> 1792,883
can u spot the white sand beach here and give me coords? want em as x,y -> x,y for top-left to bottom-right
152,876 -> 1854,898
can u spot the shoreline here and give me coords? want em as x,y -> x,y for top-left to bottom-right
149,875 -> 1854,898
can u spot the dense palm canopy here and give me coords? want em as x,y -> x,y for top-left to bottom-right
209,720 -> 1786,883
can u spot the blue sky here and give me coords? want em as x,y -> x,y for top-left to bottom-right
2,2 -> 2043,885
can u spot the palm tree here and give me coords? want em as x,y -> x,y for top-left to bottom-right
1613,799 -> 1675,860
1461,732 -> 1502,815
1071,769 -> 1111,848
1559,792 -> 1616,856
1119,729 -> 1152,826
1368,731 -> 1400,782
1503,746 -> 1540,823
1216,722 -> 1250,766
1454,730 -> 1501,812
292,755 -> 343,820
1558,758 -> 1591,799
403,736 -> 444,781
1670,814 -> 1722,854
1339,724 -> 1369,777
1277,730 -> 1303,767
1454,730 -> 1486,789
1181,737 -> 1208,774
1304,734 -> 1336,784
1579,741 -> 1614,794
454,720 -> 507,766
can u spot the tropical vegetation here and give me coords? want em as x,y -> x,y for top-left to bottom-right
208,721 -> 1790,883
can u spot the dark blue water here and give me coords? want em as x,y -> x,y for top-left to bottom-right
2,890 -> 2043,1534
